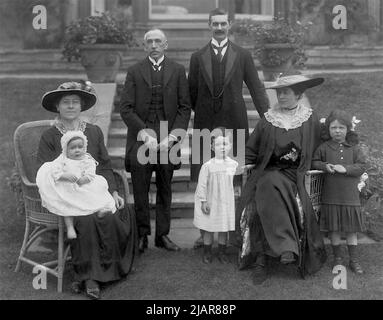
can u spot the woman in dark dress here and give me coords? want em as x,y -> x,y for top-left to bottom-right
37,81 -> 133,299
237,75 -> 327,284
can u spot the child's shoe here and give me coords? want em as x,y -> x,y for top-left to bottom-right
202,244 -> 213,264
332,245 -> 344,268
348,245 -> 364,274
217,244 -> 230,264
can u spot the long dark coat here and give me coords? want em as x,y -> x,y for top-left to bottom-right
120,57 -> 191,171
238,111 -> 327,276
188,41 -> 269,181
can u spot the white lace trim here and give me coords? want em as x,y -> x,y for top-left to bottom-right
53,117 -> 87,135
264,103 -> 312,131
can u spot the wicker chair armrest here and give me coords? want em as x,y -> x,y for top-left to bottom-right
20,178 -> 37,188
241,164 -> 256,187
112,169 -> 131,204
305,170 -> 324,176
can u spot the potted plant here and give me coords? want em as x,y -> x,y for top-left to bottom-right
63,11 -> 138,83
232,17 -> 309,81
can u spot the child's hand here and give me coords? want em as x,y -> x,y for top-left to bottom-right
334,164 -> 347,174
59,173 -> 78,183
325,163 -> 335,174
201,202 -> 210,215
77,176 -> 91,186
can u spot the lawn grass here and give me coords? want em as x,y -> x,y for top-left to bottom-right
0,74 -> 383,300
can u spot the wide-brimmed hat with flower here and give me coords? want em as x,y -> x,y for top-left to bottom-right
265,74 -> 324,91
42,81 -> 97,112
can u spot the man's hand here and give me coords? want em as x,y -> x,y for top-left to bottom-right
59,173 -> 78,183
77,176 -> 91,186
112,191 -> 125,210
201,201 -> 210,215
158,135 -> 177,152
144,135 -> 158,151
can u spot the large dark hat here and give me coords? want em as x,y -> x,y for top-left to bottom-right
265,75 -> 324,91
41,81 -> 97,113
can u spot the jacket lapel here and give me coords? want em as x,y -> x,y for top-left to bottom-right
199,44 -> 213,95
162,57 -> 173,89
223,42 -> 237,86
139,58 -> 152,88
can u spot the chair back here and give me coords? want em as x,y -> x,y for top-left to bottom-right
14,120 -> 52,184
14,120 -> 60,226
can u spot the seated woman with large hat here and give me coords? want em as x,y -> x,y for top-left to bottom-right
37,81 -> 133,299
237,74 -> 327,284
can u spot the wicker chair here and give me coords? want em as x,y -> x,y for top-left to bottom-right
13,120 -> 136,292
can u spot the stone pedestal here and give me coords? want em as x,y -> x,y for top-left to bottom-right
80,83 -> 117,145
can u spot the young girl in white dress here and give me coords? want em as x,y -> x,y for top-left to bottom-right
36,130 -> 116,239
194,128 -> 239,264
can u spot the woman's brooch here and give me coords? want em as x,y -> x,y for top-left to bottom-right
280,148 -> 298,162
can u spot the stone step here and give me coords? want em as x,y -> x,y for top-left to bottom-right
128,190 -> 194,209
110,109 -> 261,130
107,124 -> 257,152
306,46 -> 383,56
118,165 -> 196,193
113,92 -> 264,114
3,47 -> 383,74
307,57 -> 383,67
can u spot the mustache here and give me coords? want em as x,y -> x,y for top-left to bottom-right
214,30 -> 225,34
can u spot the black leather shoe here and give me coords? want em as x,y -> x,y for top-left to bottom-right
252,264 -> 267,285
85,280 -> 100,300
155,235 -> 180,251
71,281 -> 84,294
138,235 -> 148,253
280,251 -> 296,264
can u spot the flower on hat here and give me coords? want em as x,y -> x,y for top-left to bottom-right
351,116 -> 361,131
59,82 -> 82,90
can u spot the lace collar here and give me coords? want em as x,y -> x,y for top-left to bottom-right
53,117 -> 87,135
264,103 -> 312,131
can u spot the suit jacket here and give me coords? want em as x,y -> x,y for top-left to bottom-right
188,41 -> 269,180
120,57 -> 191,171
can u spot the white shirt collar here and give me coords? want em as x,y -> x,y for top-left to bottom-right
148,55 -> 165,66
211,38 -> 228,47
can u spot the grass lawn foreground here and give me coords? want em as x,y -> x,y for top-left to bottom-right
0,74 -> 383,300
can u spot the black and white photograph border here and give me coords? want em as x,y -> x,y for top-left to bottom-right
1,0 -> 383,303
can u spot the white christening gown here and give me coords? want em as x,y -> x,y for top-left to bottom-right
36,154 -> 116,216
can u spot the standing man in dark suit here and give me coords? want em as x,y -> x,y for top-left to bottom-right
120,29 -> 191,253
188,8 -> 269,247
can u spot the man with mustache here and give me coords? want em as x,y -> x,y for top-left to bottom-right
189,8 -> 269,248
120,29 -> 191,254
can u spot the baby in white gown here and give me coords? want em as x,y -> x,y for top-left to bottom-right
36,131 -> 116,239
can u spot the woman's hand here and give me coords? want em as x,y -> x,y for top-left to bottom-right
325,163 -> 335,174
333,164 -> 347,174
59,173 -> 78,183
112,191 -> 125,210
201,201 -> 210,215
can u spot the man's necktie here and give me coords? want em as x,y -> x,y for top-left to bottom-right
212,43 -> 228,62
152,64 -> 161,72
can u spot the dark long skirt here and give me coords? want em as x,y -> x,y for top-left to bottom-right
255,169 -> 301,257
71,210 -> 133,283
238,168 -> 303,269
